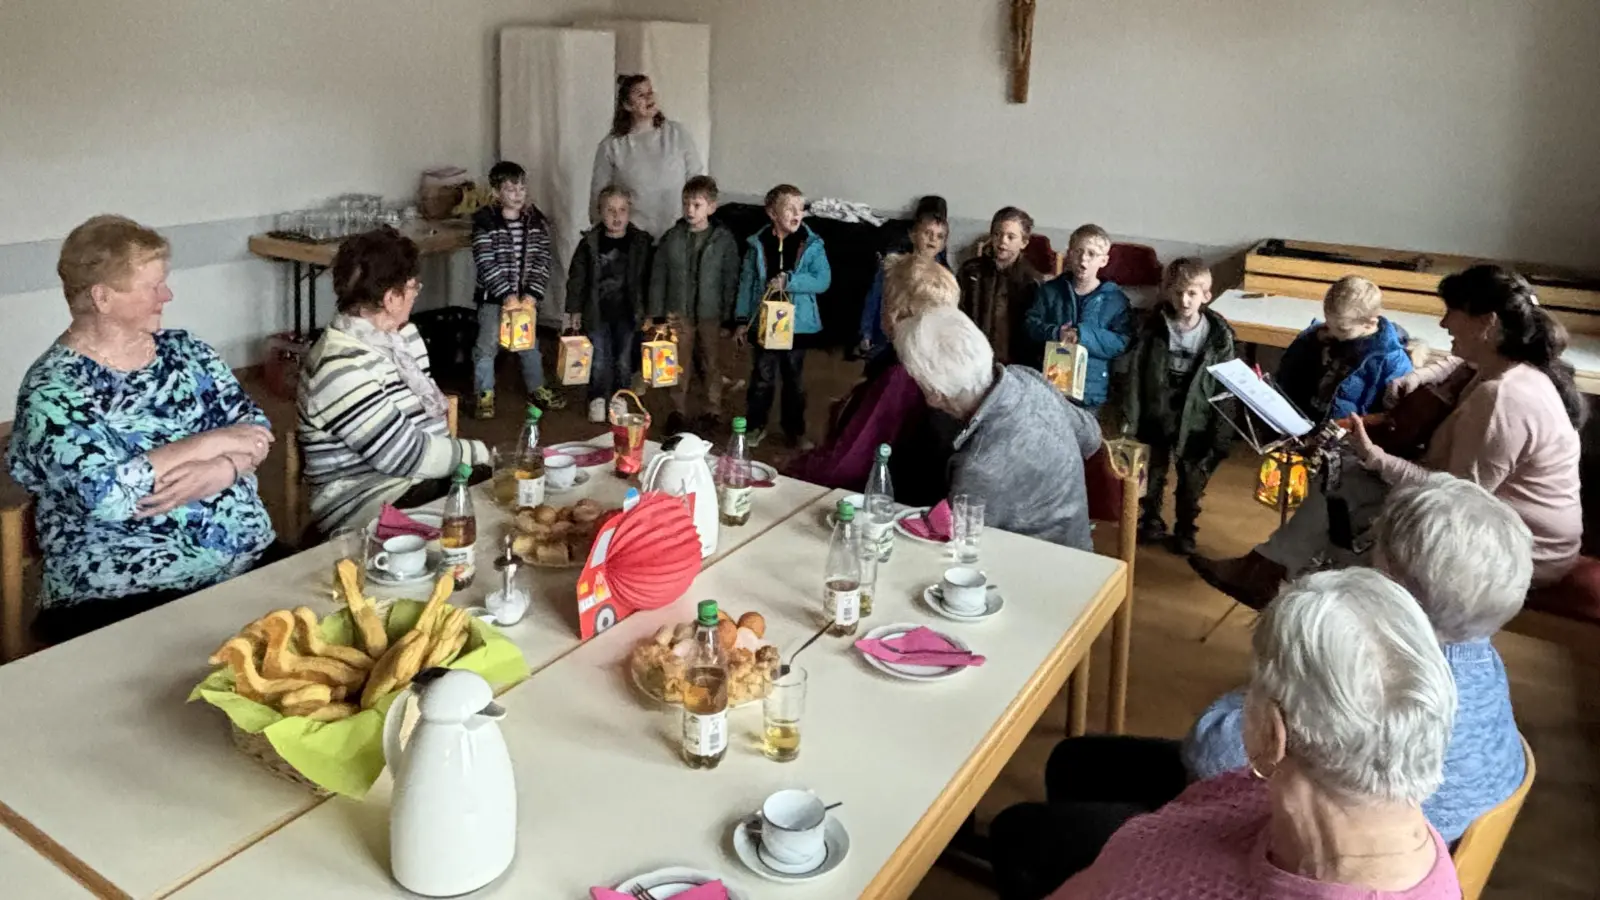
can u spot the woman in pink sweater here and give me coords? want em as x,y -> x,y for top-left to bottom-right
1001,570 -> 1461,900
1194,265 -> 1583,607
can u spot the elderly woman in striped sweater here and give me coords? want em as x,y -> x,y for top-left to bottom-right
298,228 -> 490,537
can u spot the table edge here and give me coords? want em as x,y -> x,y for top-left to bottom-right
1,799 -> 131,900
858,561 -> 1130,900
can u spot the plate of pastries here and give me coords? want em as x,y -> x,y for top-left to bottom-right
509,499 -> 615,568
629,608 -> 780,708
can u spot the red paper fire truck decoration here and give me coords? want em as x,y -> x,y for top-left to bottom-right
575,489 -> 703,639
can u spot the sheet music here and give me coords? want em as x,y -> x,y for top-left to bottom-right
1206,359 -> 1314,438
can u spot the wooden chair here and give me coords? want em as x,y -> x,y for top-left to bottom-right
1067,446 -> 1140,736
1453,735 -> 1536,900
0,486 -> 38,663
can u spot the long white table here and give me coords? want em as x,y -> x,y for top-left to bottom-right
172,489 -> 1127,899
0,814 -> 95,899
1211,288 -> 1600,394
0,438 -> 826,899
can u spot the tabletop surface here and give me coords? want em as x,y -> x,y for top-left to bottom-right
0,819 -> 94,900
1211,288 -> 1600,375
174,489 -> 1126,899
0,436 -> 825,899
248,222 -> 471,266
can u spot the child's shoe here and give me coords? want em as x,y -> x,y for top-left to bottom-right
746,427 -> 767,448
1136,514 -> 1169,545
474,390 -> 496,420
533,386 -> 566,410
1169,524 -> 1198,557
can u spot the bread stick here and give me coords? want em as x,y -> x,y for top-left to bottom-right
303,702 -> 359,723
291,607 -> 374,670
413,573 -> 456,637
278,684 -> 335,717
361,630 -> 428,709
208,638 -> 319,700
260,610 -> 365,689
337,559 -> 388,658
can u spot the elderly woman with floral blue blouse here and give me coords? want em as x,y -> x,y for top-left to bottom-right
8,215 -> 276,645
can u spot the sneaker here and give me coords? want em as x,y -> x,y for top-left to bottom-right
746,427 -> 767,448
587,398 -> 607,424
1136,515 -> 1169,545
474,390 -> 495,420
789,434 -> 816,452
532,386 -> 566,410
1168,531 -> 1198,557
665,411 -> 689,435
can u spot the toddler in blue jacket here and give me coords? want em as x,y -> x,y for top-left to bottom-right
1274,275 -> 1414,423
1025,223 -> 1133,409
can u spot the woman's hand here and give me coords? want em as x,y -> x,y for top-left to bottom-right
1383,372 -> 1422,410
136,456 -> 238,518
1347,416 -> 1388,468
208,424 -> 274,465
564,312 -> 582,332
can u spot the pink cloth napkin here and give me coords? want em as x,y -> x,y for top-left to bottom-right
591,882 -> 726,900
856,626 -> 985,668
898,500 -> 952,541
375,504 -> 440,541
546,445 -> 615,467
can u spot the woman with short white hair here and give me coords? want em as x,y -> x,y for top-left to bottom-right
1186,472 -> 1529,842
894,307 -> 1100,550
991,569 -> 1462,900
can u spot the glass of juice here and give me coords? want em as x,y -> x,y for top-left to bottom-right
491,443 -> 520,509
762,666 -> 807,762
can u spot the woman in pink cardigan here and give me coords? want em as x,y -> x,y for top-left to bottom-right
993,569 -> 1462,900
1194,265 -> 1583,607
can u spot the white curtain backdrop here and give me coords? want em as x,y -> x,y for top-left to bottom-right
577,20 -> 713,171
498,27 -> 617,324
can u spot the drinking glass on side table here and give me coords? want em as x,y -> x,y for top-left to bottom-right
951,494 -> 985,564
763,666 -> 808,762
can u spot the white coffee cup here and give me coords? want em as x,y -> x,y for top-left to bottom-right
371,535 -> 428,578
940,566 -> 988,614
756,789 -> 827,866
546,454 -> 578,490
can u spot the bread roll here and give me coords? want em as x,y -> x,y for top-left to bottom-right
533,504 -> 560,525
737,612 -> 766,639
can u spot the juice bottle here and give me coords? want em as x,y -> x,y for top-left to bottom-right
440,463 -> 477,589
718,417 -> 753,527
680,600 -> 729,769
514,405 -> 546,509
824,500 -> 862,637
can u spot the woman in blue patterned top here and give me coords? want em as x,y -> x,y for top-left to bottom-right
8,216 -> 276,644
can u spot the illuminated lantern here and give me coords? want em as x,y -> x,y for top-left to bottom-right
1255,450 -> 1309,511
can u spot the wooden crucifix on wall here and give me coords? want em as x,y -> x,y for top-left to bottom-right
1010,0 -> 1037,103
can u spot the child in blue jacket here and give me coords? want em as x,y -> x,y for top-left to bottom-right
1025,223 -> 1133,409
1275,275 -> 1414,423
734,184 -> 833,449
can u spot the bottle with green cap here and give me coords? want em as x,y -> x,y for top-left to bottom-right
718,417 -> 754,527
440,463 -> 478,589
824,500 -> 863,637
513,404 -> 546,509
864,442 -> 895,562
681,599 -> 730,769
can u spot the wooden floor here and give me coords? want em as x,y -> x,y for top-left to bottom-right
237,349 -> 1598,900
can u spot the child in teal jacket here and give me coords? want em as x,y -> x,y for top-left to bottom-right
1025,223 -> 1133,409
733,184 -> 832,448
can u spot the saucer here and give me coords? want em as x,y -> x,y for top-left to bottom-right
615,867 -> 748,899
365,548 -> 444,587
545,470 -> 591,494
891,507 -> 946,545
732,815 -> 849,883
922,584 -> 1004,621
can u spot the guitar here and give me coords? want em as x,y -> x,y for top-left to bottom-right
1336,365 -> 1475,461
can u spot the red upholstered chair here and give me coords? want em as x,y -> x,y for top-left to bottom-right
1024,234 -> 1059,277
1102,243 -> 1163,287
1508,556 -> 1600,661
1068,448 -> 1139,735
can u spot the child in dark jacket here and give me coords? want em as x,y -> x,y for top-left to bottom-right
1122,258 -> 1237,556
471,160 -> 559,417
1275,275 -> 1414,423
1025,223 -> 1134,409
859,198 -> 951,358
648,175 -> 742,433
959,206 -> 1044,367
565,185 -> 653,421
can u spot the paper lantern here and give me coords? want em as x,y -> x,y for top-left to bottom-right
498,298 -> 536,351
640,328 -> 680,387
757,293 -> 795,350
575,491 -> 703,639
1256,450 -> 1309,511
1105,436 -> 1150,499
557,333 -> 593,385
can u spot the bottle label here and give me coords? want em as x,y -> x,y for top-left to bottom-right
516,474 -> 546,508
868,521 -> 895,561
682,710 -> 727,755
443,543 -> 475,582
719,486 -> 752,517
828,588 -> 860,626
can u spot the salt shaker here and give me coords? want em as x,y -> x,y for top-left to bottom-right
486,535 -> 530,626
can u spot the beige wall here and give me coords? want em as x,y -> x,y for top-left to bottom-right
623,0 -> 1600,268
0,0 -> 613,420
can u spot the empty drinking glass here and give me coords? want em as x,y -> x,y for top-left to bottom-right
951,494 -> 984,564
328,524 -> 372,603
762,666 -> 807,762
